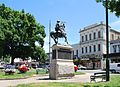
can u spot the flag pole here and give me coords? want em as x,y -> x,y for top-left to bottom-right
49,20 -> 51,63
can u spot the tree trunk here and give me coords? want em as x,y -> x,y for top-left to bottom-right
11,57 -> 15,65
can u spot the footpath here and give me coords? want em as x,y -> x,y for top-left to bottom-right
0,73 -> 92,87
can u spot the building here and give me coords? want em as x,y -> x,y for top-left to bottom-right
109,39 -> 120,63
79,21 -> 120,69
71,43 -> 80,59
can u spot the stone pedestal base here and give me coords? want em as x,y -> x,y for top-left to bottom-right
49,59 -> 74,80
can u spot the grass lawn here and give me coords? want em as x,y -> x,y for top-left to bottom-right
0,68 -> 83,79
16,75 -> 120,87
0,68 -> 47,79
74,71 -> 85,75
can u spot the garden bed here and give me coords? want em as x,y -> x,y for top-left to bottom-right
0,68 -> 47,80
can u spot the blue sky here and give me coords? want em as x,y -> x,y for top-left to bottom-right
0,0 -> 120,53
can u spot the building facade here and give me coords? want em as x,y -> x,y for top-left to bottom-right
78,21 -> 120,69
110,39 -> 120,63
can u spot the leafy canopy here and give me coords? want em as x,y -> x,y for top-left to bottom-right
0,4 -> 46,64
96,0 -> 120,17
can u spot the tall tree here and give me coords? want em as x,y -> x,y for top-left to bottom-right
96,0 -> 120,17
0,4 -> 46,64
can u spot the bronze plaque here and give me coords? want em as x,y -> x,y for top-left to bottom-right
58,48 -> 71,59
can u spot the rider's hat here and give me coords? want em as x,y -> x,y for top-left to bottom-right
57,20 -> 60,23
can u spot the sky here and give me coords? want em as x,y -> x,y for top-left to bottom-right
0,0 -> 120,53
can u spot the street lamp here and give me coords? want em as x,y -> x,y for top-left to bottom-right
105,0 -> 110,81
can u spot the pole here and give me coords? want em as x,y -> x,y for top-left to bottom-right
106,0 -> 110,81
49,20 -> 51,63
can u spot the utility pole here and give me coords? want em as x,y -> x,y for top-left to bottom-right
106,0 -> 110,81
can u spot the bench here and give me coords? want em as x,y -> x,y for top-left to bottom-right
90,72 -> 106,82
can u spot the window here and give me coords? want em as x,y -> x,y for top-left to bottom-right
89,46 -> 91,53
85,47 -> 87,53
93,45 -> 96,52
98,44 -> 101,51
89,34 -> 91,40
118,45 -> 120,52
113,45 -> 117,53
98,31 -> 101,38
82,36 -> 84,42
112,34 -> 114,40
85,35 -> 88,41
76,50 -> 78,56
73,51 -> 74,58
82,47 -> 84,53
93,32 -> 96,39
118,36 -> 120,39
117,64 -> 120,67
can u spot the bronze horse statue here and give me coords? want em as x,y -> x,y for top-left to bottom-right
50,21 -> 68,44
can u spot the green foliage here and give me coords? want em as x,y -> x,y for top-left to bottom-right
96,0 -> 120,17
73,58 -> 80,65
0,4 -> 46,64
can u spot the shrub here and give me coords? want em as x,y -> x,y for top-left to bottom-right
18,64 -> 28,73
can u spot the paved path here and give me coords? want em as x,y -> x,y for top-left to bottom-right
0,73 -> 92,87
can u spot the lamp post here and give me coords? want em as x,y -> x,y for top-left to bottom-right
105,0 -> 110,81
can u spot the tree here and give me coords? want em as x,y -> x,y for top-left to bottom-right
96,0 -> 120,17
0,4 -> 46,64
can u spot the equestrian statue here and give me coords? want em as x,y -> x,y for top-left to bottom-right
50,20 -> 68,44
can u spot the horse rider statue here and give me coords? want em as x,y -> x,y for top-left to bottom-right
50,20 -> 68,44
55,20 -> 66,35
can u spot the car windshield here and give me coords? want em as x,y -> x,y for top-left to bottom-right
5,64 -> 15,69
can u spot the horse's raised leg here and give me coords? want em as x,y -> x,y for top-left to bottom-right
64,36 -> 68,44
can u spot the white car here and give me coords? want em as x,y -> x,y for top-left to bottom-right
110,63 -> 120,73
78,65 -> 87,70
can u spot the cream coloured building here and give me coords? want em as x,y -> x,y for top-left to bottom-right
79,21 -> 120,69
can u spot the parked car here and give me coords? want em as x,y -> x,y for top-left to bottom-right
4,64 -> 16,74
0,61 -> 5,69
110,63 -> 120,73
78,65 -> 87,70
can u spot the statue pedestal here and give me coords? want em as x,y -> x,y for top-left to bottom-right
49,44 -> 74,80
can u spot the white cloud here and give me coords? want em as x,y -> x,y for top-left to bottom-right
110,19 -> 120,30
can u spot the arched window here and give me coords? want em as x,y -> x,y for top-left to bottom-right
82,36 -> 84,42
93,45 -> 96,52
93,32 -> 96,39
98,44 -> 101,51
113,45 -> 117,53
89,46 -> 91,53
82,47 -> 84,53
85,47 -> 87,53
89,34 -> 92,40
98,31 -> 101,38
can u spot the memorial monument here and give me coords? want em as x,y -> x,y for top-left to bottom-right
49,20 -> 74,80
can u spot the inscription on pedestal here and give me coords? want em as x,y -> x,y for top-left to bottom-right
58,48 -> 72,59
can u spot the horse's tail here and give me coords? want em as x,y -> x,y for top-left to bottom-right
50,31 -> 58,44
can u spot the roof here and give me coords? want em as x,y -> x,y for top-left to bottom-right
79,21 -> 109,33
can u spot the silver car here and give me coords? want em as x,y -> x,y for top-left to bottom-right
78,65 -> 87,70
